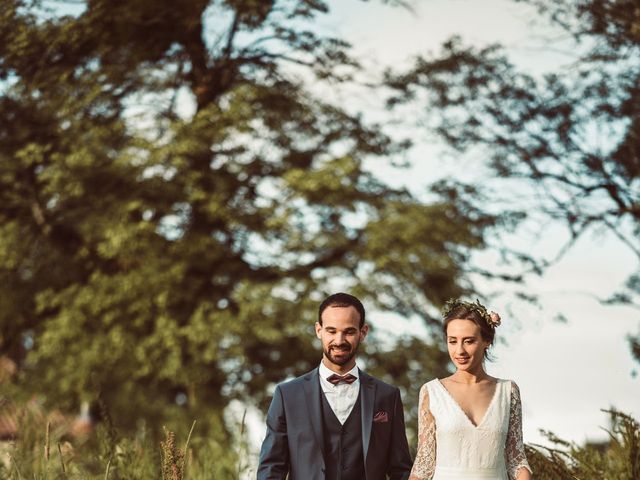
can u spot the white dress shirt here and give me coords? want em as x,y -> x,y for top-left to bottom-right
318,362 -> 360,424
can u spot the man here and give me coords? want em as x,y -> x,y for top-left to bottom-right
257,292 -> 413,480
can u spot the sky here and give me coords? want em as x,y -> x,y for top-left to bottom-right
314,0 -> 640,448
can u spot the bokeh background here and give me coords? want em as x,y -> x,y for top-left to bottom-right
0,0 -> 638,478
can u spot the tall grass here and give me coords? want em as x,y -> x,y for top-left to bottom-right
0,407 -> 244,479
1,406 -> 637,479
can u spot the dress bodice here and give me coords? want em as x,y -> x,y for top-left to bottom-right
428,379 -> 509,478
410,378 -> 532,480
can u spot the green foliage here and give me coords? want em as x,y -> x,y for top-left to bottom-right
0,0 -> 506,444
527,410 -> 640,480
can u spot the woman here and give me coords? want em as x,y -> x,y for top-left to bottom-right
410,299 -> 532,480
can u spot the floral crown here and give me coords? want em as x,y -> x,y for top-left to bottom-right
442,298 -> 501,329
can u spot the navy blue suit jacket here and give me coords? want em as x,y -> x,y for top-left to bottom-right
257,368 -> 412,480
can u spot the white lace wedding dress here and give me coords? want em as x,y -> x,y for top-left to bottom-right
410,379 -> 532,480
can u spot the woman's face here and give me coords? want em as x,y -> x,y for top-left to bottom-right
446,318 -> 490,372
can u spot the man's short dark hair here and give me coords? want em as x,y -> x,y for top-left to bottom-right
318,292 -> 366,328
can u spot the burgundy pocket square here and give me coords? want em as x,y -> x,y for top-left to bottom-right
373,410 -> 388,423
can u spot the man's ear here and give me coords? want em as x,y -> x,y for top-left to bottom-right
315,321 -> 322,339
360,324 -> 369,340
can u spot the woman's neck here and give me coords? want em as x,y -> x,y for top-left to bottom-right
451,367 -> 489,384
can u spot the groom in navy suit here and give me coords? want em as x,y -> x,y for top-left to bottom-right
257,292 -> 413,480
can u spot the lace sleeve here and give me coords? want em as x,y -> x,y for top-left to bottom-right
409,383 -> 436,480
505,382 -> 532,479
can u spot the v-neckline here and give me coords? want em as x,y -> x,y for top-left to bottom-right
436,378 -> 500,429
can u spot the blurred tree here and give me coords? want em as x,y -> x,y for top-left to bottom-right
387,0 -> 640,360
0,0 -> 506,443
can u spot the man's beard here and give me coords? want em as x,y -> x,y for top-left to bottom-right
324,342 -> 358,366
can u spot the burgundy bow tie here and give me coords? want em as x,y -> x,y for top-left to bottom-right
326,373 -> 357,385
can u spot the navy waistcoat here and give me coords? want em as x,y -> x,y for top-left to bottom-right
320,388 -> 366,480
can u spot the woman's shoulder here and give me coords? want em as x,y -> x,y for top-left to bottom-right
417,379 -> 442,410
491,377 -> 518,387
496,378 -> 520,388
417,378 -> 441,395
421,378 -> 444,388
494,378 -> 524,399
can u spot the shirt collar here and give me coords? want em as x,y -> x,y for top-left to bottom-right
319,361 -> 359,381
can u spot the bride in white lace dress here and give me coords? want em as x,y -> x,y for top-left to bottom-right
409,299 -> 532,480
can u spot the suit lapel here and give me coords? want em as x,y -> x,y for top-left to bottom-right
303,368 -> 326,460
359,369 -> 376,461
